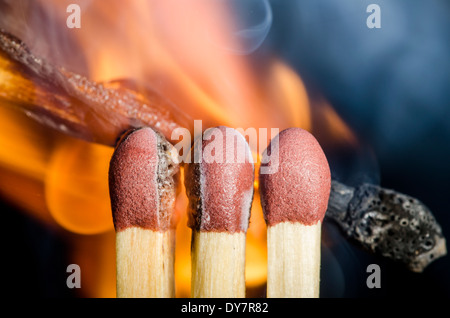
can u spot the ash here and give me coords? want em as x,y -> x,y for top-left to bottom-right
156,132 -> 180,226
327,181 -> 447,272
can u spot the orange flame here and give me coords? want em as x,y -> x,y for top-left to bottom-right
0,0 -> 359,297
46,139 -> 114,235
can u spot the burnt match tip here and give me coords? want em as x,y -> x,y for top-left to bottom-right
109,127 -> 180,232
185,126 -> 255,233
259,128 -> 331,226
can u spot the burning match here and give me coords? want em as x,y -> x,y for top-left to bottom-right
0,29 -> 191,147
259,128 -> 331,298
185,126 -> 254,298
0,0 -> 448,299
109,127 -> 180,297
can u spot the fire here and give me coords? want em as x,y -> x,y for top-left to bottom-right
0,107 -> 53,225
46,138 -> 114,235
0,0 -> 357,297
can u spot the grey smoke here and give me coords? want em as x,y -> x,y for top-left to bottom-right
266,0 -> 450,157
212,0 -> 273,55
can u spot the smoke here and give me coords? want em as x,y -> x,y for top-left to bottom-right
0,0 -> 89,75
267,0 -> 450,157
209,0 -> 273,55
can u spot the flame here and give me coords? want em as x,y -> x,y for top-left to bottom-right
0,107 -> 53,225
317,101 -> 358,148
46,138 -> 114,235
0,0 -> 360,297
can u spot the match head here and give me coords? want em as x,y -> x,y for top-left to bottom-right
259,128 -> 331,226
109,127 -> 180,232
185,126 -> 254,233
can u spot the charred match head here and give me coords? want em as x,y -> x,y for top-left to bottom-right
259,128 -> 331,226
109,127 -> 180,232
185,126 -> 254,233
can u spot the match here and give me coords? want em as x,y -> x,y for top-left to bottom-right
109,127 -> 180,298
259,128 -> 331,298
185,126 -> 254,298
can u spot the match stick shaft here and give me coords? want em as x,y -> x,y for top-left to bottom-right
191,231 -> 246,298
267,222 -> 322,298
116,227 -> 175,298
1,30 -> 190,146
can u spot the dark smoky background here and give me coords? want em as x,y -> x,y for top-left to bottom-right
255,0 -> 450,297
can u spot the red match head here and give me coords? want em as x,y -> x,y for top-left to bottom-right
109,127 -> 180,232
185,126 -> 254,233
259,128 -> 331,226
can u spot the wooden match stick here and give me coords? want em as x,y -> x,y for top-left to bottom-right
185,126 -> 254,298
259,128 -> 331,298
0,30 -> 190,147
109,127 -> 180,298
